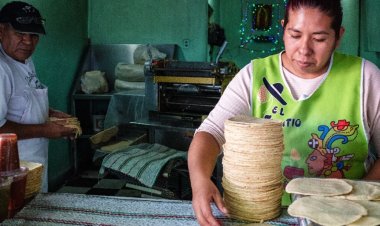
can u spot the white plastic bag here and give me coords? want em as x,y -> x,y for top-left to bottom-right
133,45 -> 167,64
115,63 -> 145,82
114,79 -> 145,92
80,70 -> 109,94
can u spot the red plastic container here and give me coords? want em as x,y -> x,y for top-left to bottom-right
0,134 -> 20,172
0,167 -> 28,219
0,177 -> 12,222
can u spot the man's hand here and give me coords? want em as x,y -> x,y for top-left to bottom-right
42,121 -> 76,139
49,108 -> 72,118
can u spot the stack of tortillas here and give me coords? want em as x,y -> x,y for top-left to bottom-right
222,115 -> 284,222
20,161 -> 43,199
89,126 -> 119,145
286,177 -> 380,226
49,117 -> 82,138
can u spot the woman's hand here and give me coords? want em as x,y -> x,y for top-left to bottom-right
188,132 -> 226,225
191,177 -> 228,226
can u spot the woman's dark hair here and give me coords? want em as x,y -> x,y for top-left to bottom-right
283,0 -> 343,39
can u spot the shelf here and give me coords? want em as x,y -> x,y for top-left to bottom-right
77,134 -> 93,139
130,118 -> 197,133
70,44 -> 177,174
73,92 -> 114,100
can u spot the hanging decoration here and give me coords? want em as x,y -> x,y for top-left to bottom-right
240,0 -> 287,55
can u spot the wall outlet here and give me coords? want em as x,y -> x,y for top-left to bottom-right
183,39 -> 190,48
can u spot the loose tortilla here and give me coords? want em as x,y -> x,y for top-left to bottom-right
64,124 -> 82,138
288,196 -> 367,226
335,180 -> 380,201
348,200 -> 380,226
89,126 -> 118,144
49,117 -> 82,138
285,177 -> 353,196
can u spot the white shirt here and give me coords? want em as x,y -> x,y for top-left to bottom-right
0,45 -> 49,192
197,54 -> 380,158
0,45 -> 45,126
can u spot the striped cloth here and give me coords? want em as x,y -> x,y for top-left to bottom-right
100,143 -> 187,188
2,193 -> 298,226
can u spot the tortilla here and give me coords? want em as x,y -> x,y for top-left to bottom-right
349,200 -> 380,226
288,196 -> 367,226
64,124 -> 82,138
285,177 -> 353,196
335,180 -> 380,201
49,117 -> 82,138
90,126 -> 119,144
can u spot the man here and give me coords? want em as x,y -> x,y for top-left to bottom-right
188,0 -> 380,225
0,1 -> 76,192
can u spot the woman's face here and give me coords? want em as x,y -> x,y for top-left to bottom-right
281,7 -> 344,79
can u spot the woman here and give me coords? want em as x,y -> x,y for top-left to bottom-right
188,0 -> 380,225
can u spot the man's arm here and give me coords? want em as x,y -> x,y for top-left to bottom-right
0,120 -> 75,140
49,108 -> 72,118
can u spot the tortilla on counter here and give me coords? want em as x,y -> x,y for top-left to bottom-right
335,180 -> 380,201
285,177 -> 353,196
288,196 -> 367,226
348,200 -> 380,226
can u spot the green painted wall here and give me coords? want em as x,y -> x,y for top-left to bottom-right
0,0 -> 88,190
360,0 -> 380,67
88,0 -> 208,61
339,0 -> 360,56
36,0 -> 88,191
216,0 -> 362,68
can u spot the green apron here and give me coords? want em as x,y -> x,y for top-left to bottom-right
251,52 -> 368,205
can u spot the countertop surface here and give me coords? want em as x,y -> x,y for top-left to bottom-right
1,193 -> 298,226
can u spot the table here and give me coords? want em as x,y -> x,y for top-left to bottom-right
1,193 -> 298,225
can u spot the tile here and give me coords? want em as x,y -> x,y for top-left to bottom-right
86,188 -> 119,196
140,194 -> 165,199
93,179 -> 126,189
57,186 -> 91,194
115,189 -> 141,198
65,177 -> 99,187
80,170 -> 103,179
